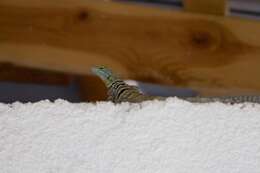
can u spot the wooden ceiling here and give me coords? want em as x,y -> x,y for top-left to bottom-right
0,0 -> 260,98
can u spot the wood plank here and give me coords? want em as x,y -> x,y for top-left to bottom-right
0,63 -> 72,85
78,75 -> 108,102
1,0 -> 260,96
183,0 -> 228,15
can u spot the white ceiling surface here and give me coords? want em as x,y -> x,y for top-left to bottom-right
229,0 -> 260,12
132,0 -> 260,13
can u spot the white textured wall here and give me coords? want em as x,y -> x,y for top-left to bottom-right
0,99 -> 260,173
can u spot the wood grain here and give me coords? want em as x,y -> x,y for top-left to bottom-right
183,0 -> 228,15
1,0 -> 260,95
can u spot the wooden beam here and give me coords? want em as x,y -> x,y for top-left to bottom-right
78,75 -> 108,102
183,0 -> 228,15
0,63 -> 72,85
1,0 -> 260,95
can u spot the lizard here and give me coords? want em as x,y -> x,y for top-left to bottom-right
91,66 -> 260,104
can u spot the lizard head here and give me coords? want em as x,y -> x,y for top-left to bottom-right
91,66 -> 119,88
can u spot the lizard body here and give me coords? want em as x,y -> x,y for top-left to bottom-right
91,66 -> 260,104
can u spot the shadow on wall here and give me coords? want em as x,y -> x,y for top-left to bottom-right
126,80 -> 198,97
0,81 -> 81,103
0,80 -> 197,103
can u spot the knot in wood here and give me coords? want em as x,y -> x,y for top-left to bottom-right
77,11 -> 88,21
190,30 -> 218,50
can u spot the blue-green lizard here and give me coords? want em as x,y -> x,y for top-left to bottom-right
91,66 -> 260,104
